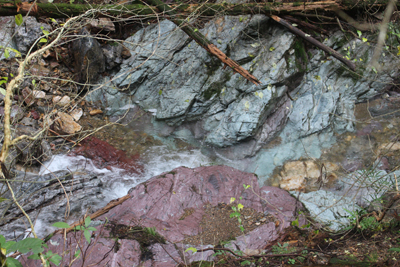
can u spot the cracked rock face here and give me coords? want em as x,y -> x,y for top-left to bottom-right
105,16 -> 399,159
0,170 -> 104,240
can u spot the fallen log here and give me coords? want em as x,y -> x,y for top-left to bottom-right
270,15 -> 356,71
0,1 -> 342,18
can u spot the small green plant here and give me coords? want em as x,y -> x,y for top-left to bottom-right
0,235 -> 47,267
272,242 -> 297,255
73,216 -> 97,243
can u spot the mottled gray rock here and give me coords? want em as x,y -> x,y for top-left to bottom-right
0,170 -> 103,240
297,190 -> 361,231
332,169 -> 393,208
72,28 -> 105,84
86,77 -> 134,116
0,17 -> 18,60
111,17 -> 399,155
13,17 -> 51,55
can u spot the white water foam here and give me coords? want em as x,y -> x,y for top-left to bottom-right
40,146 -> 213,200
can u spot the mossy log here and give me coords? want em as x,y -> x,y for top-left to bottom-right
0,1 -> 348,18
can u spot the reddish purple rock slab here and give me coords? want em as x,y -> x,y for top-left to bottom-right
70,136 -> 143,174
21,226 -> 142,267
22,165 -> 303,266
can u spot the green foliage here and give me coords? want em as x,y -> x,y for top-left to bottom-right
272,242 -> 297,254
0,234 -> 45,267
144,227 -> 157,237
52,222 -> 70,229
0,46 -> 21,59
15,14 -> 23,26
73,216 -> 97,243
185,247 -> 197,254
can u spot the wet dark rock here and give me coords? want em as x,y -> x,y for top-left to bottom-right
72,28 -> 105,84
367,96 -> 400,118
13,17 -> 51,55
71,136 -> 142,174
102,43 -> 123,70
23,165 -> 304,266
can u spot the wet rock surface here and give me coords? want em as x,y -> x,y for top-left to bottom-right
72,28 -> 105,84
0,170 -> 103,241
71,136 -> 142,174
22,165 -> 304,266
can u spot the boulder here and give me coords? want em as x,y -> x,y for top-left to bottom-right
53,112 -> 82,134
13,17 -> 52,55
72,28 -> 105,84
22,165 -> 304,266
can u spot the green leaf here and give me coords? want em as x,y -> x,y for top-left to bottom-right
314,75 -> 321,81
158,90 -> 162,95
86,227 -> 97,231
74,249 -> 81,258
6,257 -> 23,267
74,226 -> 83,231
230,197 -> 236,204
185,247 -> 197,254
194,28 -> 198,32
8,238 -> 43,254
39,38 -> 48,43
28,254 -> 40,260
291,218 -> 299,227
8,48 -> 21,57
42,29 -> 49,36
237,203 -> 244,211
388,248 -> 400,252
269,47 -> 275,52
239,226 -> 245,232
251,43 -> 260,48
15,14 -> 23,26
49,253 -> 62,266
4,49 -> 9,59
3,241 -> 16,251
239,17 -> 243,22
240,260 -> 251,265
52,222 -> 71,229
85,216 -> 91,228
230,212 -> 241,218
362,37 -> 368,42
357,30 -> 362,37
84,229 -> 91,243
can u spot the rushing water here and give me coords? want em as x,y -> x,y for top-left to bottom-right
41,146 -> 213,201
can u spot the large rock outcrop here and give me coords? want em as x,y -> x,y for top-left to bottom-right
87,15 -> 400,183
23,165 -> 304,266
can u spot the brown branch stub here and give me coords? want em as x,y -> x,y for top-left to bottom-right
53,194 -> 131,235
206,44 -> 261,85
